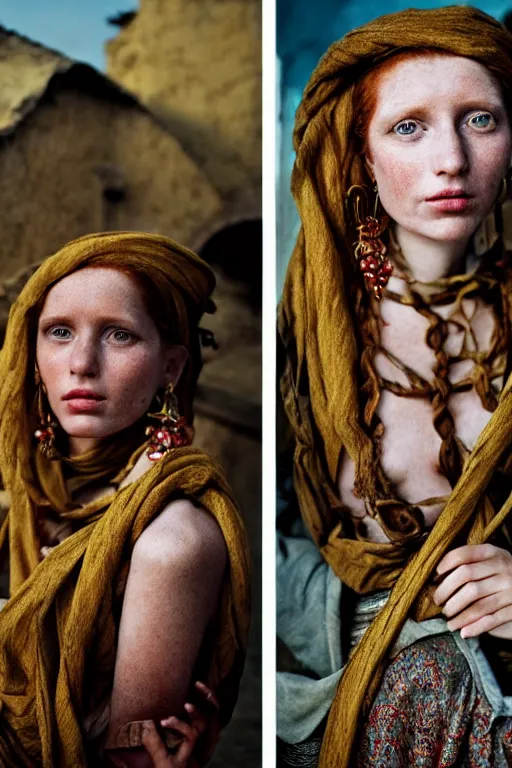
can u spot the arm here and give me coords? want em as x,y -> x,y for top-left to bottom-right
104,499 -> 227,768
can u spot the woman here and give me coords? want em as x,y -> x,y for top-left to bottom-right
278,7 -> 512,767
0,231 -> 251,767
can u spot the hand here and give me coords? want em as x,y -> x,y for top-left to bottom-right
433,544 -> 512,640
141,682 -> 220,768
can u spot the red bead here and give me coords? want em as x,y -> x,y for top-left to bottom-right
380,261 -> 393,275
359,259 -> 368,271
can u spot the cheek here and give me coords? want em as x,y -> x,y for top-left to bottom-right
372,149 -> 420,214
36,344 -> 64,403
475,139 -> 511,186
105,351 -> 163,406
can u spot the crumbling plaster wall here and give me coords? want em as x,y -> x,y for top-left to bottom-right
106,0 -> 262,213
0,83 -> 222,283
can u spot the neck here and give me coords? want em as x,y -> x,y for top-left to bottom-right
394,225 -> 470,282
68,436 -> 102,458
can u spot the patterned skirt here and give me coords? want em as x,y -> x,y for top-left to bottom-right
278,634 -> 512,767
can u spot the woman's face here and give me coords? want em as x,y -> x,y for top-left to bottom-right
365,55 -> 511,245
36,267 -> 185,454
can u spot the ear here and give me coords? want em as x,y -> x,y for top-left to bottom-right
161,345 -> 189,388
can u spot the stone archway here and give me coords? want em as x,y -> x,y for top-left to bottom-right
198,218 -> 262,311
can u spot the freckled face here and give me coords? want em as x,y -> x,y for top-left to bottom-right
36,267 -> 174,446
365,55 -> 512,244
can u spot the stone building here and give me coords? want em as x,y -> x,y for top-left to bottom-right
0,24 -> 223,289
106,0 -> 261,225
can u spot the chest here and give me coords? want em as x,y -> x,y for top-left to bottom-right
376,293 -> 498,454
337,287 -> 502,539
377,293 -> 496,384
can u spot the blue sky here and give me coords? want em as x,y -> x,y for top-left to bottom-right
0,1 -> 136,71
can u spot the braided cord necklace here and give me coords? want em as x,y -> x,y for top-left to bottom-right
354,241 -> 512,546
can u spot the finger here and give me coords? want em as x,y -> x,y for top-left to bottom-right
436,544 -> 499,577
195,681 -> 220,711
141,721 -> 171,766
433,560 -> 500,606
173,735 -> 195,767
184,702 -> 208,736
159,716 -> 195,742
446,589 -> 510,631
441,574 -> 504,618
459,605 -> 512,639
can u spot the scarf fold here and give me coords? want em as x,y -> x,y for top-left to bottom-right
0,231 -> 251,766
279,8 -> 512,766
0,447 -> 250,768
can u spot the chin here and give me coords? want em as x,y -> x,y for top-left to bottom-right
419,218 -> 485,244
59,416 -> 114,440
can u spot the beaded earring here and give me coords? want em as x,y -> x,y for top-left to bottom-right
145,383 -> 192,461
346,183 -> 393,300
34,371 -> 60,459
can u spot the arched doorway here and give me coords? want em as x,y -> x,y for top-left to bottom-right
198,219 -> 262,311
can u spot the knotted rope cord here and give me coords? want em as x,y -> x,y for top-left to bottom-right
352,242 -> 512,541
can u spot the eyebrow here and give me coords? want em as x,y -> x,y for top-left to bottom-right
378,100 -> 505,125
38,314 -> 140,327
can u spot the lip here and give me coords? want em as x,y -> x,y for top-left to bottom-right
65,399 -> 105,413
62,389 -> 106,413
425,189 -> 472,201
425,190 -> 474,213
62,389 -> 105,401
426,197 -> 473,213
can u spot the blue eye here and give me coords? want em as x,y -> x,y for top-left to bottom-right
468,112 -> 494,130
394,120 -> 418,136
109,329 -> 132,343
49,327 -> 71,339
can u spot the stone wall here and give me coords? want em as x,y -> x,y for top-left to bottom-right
0,76 -> 222,283
106,0 -> 262,213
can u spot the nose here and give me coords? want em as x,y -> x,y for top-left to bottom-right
431,124 -> 468,177
69,335 -> 99,378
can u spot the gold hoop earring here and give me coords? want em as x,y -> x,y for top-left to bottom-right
346,183 -> 393,300
34,372 -> 60,459
145,383 -> 192,461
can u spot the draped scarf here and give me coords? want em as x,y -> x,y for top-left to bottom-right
0,231 -> 251,766
278,8 -> 512,766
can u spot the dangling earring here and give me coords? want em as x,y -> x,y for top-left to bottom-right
34,372 -> 60,459
145,383 -> 192,461
346,183 -> 393,300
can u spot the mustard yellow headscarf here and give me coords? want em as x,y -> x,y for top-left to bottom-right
0,232 -> 251,766
279,7 -> 512,766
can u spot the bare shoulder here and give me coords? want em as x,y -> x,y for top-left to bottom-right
133,498 -> 228,574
